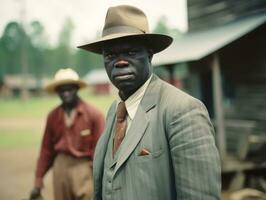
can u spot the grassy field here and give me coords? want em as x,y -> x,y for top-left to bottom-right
0,91 -> 115,117
0,91 -> 116,149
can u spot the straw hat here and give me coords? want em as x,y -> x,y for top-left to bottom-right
45,68 -> 87,93
78,5 -> 173,54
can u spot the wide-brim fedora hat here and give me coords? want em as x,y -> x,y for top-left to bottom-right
45,68 -> 87,93
78,5 -> 173,54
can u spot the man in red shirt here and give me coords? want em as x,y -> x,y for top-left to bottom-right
29,68 -> 105,200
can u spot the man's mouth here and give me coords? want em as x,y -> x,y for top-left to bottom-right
114,73 -> 134,81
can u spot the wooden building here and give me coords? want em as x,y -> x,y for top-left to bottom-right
153,10 -> 266,190
1,74 -> 42,97
84,69 -> 112,95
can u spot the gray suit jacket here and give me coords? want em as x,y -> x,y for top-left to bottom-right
93,75 -> 221,200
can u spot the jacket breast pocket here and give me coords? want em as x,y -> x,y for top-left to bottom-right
135,148 -> 164,163
80,129 -> 91,136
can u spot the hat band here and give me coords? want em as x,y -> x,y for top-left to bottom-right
102,25 -> 145,37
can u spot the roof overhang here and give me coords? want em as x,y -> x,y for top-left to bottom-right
152,14 -> 266,66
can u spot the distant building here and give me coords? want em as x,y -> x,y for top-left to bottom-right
84,69 -> 113,95
1,74 -> 41,96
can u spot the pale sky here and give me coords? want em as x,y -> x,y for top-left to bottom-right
0,0 -> 187,47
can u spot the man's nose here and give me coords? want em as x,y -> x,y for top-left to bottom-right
114,60 -> 129,68
62,90 -> 70,97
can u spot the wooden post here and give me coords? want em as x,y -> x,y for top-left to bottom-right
211,53 -> 226,159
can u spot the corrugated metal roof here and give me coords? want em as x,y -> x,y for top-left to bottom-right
152,14 -> 266,66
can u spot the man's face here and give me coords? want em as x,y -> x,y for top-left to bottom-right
103,39 -> 152,99
56,84 -> 79,105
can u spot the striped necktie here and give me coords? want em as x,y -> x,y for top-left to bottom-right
113,101 -> 127,157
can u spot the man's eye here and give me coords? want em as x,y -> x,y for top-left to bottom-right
128,51 -> 136,56
105,53 -> 116,59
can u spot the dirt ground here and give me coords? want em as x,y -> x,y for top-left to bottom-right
0,148 -> 54,200
0,116 -> 53,200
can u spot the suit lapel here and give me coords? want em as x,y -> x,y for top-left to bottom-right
113,75 -> 161,176
114,106 -> 149,174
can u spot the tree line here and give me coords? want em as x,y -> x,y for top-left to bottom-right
0,17 -> 181,80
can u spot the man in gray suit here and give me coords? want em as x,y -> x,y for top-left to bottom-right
78,5 -> 221,200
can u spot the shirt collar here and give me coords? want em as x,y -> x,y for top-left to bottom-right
60,100 -> 85,115
117,75 -> 152,120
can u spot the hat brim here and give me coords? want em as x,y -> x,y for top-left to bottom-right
77,33 -> 173,54
45,79 -> 87,93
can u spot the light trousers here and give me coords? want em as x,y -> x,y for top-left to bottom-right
53,153 -> 93,200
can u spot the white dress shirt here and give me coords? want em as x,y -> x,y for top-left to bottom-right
117,75 -> 152,134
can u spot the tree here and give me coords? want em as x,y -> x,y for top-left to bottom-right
0,18 -> 104,83
54,18 -> 75,70
153,16 -> 182,39
74,49 -> 103,77
0,22 -> 25,76
28,21 -> 49,78
152,16 -> 185,80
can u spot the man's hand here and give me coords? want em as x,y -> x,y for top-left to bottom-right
29,187 -> 41,200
